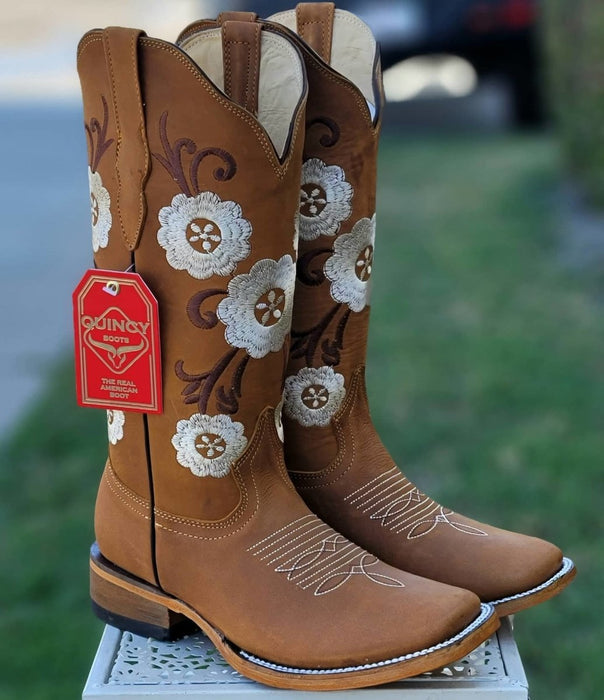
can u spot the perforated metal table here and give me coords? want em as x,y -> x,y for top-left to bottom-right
82,616 -> 528,699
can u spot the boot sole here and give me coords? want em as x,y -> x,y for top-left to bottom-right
489,557 -> 576,617
89,543 -> 499,690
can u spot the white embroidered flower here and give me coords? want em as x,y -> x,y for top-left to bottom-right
107,409 -> 125,445
283,366 -> 346,427
89,167 -> 112,253
274,397 -> 285,443
324,215 -> 376,312
299,158 -> 353,241
217,255 -> 295,359
171,413 -> 248,478
293,209 -> 300,254
157,192 -> 252,279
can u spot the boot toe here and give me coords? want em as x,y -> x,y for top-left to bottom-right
486,533 -> 563,603
434,518 -> 564,603
346,574 -> 486,667
395,509 -> 565,604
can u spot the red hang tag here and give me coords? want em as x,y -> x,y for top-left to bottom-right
73,269 -> 162,414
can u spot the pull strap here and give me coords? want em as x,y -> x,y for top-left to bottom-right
177,13 -> 258,45
222,20 -> 262,117
217,11 -> 258,23
102,27 -> 150,251
295,2 -> 335,64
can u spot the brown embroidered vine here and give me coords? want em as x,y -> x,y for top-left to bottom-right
152,111 -> 237,196
304,116 -> 340,159
186,289 -> 227,329
180,289 -> 253,414
176,348 -> 239,414
320,308 -> 351,366
85,96 -> 114,171
215,354 -> 250,414
292,242 -> 352,366
296,247 -> 332,286
291,301 -> 351,368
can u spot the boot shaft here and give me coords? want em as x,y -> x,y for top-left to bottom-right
274,5 -> 382,372
260,5 -> 576,622
78,23 -> 307,532
261,6 -> 383,468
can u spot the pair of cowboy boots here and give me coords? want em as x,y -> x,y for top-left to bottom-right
78,3 -> 574,690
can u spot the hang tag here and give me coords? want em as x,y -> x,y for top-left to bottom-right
73,269 -> 162,413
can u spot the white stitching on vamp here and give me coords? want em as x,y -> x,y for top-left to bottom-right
248,516 -> 404,596
345,469 -> 487,539
344,466 -> 399,502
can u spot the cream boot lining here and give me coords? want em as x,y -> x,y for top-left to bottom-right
180,29 -> 304,158
269,8 -> 376,109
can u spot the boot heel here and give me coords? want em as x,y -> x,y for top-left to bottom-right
90,543 -> 196,641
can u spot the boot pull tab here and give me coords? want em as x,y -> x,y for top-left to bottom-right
221,20 -> 262,117
217,11 -> 258,23
295,2 -> 335,64
176,13 -> 258,44
101,27 -> 150,252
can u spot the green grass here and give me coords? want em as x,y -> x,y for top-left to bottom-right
371,132 -> 604,699
1,132 -> 602,698
0,361 -> 105,699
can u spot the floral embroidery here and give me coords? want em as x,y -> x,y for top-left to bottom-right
299,158 -> 353,241
217,255 -> 295,359
290,216 -> 377,366
355,245 -> 373,281
157,192 -> 251,279
293,209 -> 300,254
89,167 -> 112,253
171,413 -> 247,478
85,95 -> 114,172
152,111 -> 236,195
325,215 -> 376,312
255,288 -> 285,325
274,397 -> 285,443
306,116 -> 341,150
284,366 -> 346,427
107,409 -> 125,445
84,96 -> 114,254
177,256 -> 294,416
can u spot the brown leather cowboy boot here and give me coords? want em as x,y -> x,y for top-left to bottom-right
266,3 -> 576,616
78,19 -> 498,689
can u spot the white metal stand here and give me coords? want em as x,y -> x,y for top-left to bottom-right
82,616 -> 528,699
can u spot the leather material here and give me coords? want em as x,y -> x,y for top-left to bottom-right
274,6 -> 565,605
95,460 -> 157,585
154,407 -> 482,668
77,20 -> 489,675
79,30 -> 154,580
290,367 -> 562,601
218,11 -> 258,24
101,27 -> 150,251
296,3 -> 335,63
222,20 -> 262,116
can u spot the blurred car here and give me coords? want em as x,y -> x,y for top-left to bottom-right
247,0 -> 544,125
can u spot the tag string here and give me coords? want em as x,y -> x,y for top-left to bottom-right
102,264 -> 134,296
